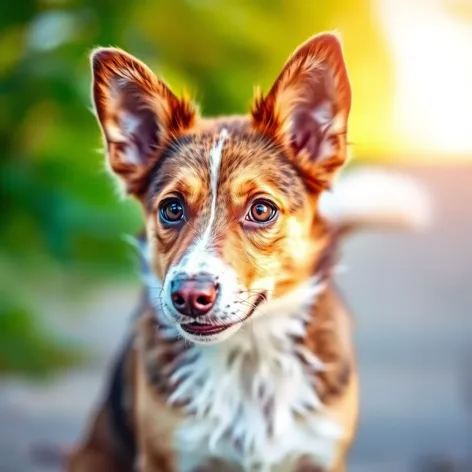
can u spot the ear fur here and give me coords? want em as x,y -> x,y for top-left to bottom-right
91,47 -> 196,194
252,33 -> 351,190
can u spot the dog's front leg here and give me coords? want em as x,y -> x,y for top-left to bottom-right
294,456 -> 346,472
330,465 -> 345,472
134,404 -> 178,472
67,408 -> 134,472
294,460 -> 325,472
136,452 -> 171,472
135,439 -> 179,472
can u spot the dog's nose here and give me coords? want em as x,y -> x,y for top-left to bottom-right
170,274 -> 218,317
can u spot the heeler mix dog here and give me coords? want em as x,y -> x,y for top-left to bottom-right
68,32 -> 430,472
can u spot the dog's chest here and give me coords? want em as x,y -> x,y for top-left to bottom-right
168,317 -> 342,471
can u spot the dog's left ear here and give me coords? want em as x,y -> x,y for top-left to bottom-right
252,33 -> 351,190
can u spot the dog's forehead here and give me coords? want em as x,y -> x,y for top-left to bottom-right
174,128 -> 278,174
150,129 -> 270,183
145,121 -> 306,212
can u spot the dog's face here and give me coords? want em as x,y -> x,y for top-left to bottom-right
91,33 -> 351,344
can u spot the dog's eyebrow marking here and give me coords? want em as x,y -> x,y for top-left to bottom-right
199,128 -> 228,248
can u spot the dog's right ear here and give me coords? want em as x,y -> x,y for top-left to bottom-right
91,48 -> 197,194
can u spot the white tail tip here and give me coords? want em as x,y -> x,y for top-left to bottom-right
319,168 -> 433,233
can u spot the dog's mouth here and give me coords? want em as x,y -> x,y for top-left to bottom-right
181,322 -> 229,336
180,292 -> 266,337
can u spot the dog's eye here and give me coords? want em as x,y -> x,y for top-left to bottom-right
246,199 -> 277,224
159,198 -> 184,224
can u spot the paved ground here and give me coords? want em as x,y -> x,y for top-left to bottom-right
1,165 -> 472,472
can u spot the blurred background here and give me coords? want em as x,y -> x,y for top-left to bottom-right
1,0 -> 472,470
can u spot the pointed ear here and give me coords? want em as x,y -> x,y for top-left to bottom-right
91,48 -> 197,194
252,33 -> 351,190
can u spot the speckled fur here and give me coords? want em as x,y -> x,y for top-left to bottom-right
69,32 -> 359,472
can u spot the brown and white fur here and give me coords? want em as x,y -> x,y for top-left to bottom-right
67,33 -> 431,472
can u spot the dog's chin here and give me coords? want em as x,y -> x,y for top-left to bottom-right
176,322 -> 243,345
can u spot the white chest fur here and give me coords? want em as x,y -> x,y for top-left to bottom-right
166,282 -> 343,472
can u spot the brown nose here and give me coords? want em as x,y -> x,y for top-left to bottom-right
170,274 -> 218,317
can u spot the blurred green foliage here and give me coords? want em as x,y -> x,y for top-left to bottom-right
0,0 -> 392,377
0,292 -> 86,377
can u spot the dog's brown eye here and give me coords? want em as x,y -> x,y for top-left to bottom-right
246,200 -> 277,224
160,198 -> 184,224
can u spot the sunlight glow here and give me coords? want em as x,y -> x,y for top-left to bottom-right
377,0 -> 472,158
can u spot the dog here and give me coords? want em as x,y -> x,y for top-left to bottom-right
67,32 -> 431,472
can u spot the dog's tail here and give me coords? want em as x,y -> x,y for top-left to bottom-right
319,167 -> 433,237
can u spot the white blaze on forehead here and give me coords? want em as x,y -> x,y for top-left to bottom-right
168,128 -> 228,278
199,127 -> 228,248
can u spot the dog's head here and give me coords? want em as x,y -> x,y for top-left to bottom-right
90,33 -> 351,344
